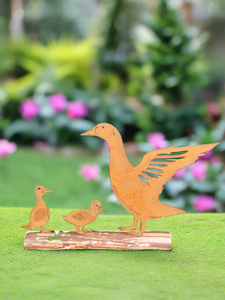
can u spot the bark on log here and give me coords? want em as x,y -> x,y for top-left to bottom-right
24,231 -> 172,250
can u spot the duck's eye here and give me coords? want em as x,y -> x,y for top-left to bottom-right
102,126 -> 105,128
96,204 -> 98,206
38,187 -> 40,190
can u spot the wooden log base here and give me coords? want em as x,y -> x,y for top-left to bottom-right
24,231 -> 172,251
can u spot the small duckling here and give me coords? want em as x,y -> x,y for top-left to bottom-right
62,200 -> 106,234
21,185 -> 54,232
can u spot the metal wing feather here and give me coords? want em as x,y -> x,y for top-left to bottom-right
135,143 -> 219,196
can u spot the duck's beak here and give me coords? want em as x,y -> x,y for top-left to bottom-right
80,128 -> 95,136
100,207 -> 106,213
45,189 -> 54,193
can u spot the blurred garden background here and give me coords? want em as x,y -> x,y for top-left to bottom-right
0,0 -> 225,214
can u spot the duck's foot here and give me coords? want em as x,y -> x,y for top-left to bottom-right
76,231 -> 86,235
118,215 -> 140,231
83,229 -> 92,233
118,226 -> 137,231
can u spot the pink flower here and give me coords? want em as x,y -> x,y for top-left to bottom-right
104,141 -> 110,150
190,161 -> 208,181
147,132 -> 167,149
67,100 -> 88,119
19,99 -> 39,120
207,102 -> 221,118
210,156 -> 221,165
49,93 -> 67,112
0,140 -> 17,157
78,164 -> 100,181
193,194 -> 215,212
173,168 -> 185,179
200,150 -> 212,160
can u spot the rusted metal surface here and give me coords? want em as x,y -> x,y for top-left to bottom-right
81,123 -> 219,235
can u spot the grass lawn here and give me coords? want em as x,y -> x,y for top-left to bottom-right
0,148 -> 130,214
0,209 -> 225,300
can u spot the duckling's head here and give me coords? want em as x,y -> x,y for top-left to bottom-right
91,200 -> 106,212
81,123 -> 119,143
35,185 -> 54,196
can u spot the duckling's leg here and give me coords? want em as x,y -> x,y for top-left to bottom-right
82,226 -> 92,234
118,215 -> 139,231
39,226 -> 52,232
127,218 -> 147,235
75,225 -> 85,234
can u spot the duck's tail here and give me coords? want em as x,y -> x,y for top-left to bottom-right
62,216 -> 69,222
149,201 -> 186,219
21,223 -> 33,230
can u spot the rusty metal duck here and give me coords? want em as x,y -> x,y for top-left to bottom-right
81,123 -> 218,235
21,185 -> 54,232
62,200 -> 106,234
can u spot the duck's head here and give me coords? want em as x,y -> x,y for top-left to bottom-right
81,123 -> 118,142
35,185 -> 54,196
91,200 -> 106,212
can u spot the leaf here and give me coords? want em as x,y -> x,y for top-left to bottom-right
54,233 -> 60,238
189,180 -> 215,193
4,120 -> 48,139
47,237 -> 53,241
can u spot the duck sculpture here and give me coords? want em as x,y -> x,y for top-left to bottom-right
62,200 -> 106,234
81,123 -> 219,235
21,185 -> 54,232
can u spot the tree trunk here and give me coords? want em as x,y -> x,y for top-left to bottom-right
9,0 -> 24,39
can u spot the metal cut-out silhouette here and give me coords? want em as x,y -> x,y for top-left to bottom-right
21,185 -> 54,232
62,200 -> 106,234
81,123 -> 219,235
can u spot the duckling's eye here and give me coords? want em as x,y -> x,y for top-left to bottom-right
96,204 -> 98,206
102,126 -> 105,128
38,188 -> 40,190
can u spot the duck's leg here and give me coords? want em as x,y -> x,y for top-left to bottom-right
39,226 -> 52,232
127,218 -> 147,235
118,215 -> 139,231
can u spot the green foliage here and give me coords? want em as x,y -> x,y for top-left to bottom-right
98,0 -> 141,82
53,233 -> 60,238
1,38 -> 95,100
135,99 -> 208,140
3,91 -> 135,148
143,0 -> 208,104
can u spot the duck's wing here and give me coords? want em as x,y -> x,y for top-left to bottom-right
71,210 -> 90,220
135,143 -> 219,197
33,208 -> 46,222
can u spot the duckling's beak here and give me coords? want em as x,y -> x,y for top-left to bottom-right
81,128 -> 95,136
100,207 -> 106,213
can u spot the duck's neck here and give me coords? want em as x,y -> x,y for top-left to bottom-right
107,134 -> 131,173
35,194 -> 45,205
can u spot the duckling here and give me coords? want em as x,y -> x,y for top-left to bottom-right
81,123 -> 219,235
21,185 -> 54,232
62,200 -> 106,234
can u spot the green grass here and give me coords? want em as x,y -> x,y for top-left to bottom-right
1,208 -> 225,300
0,148 -> 128,214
